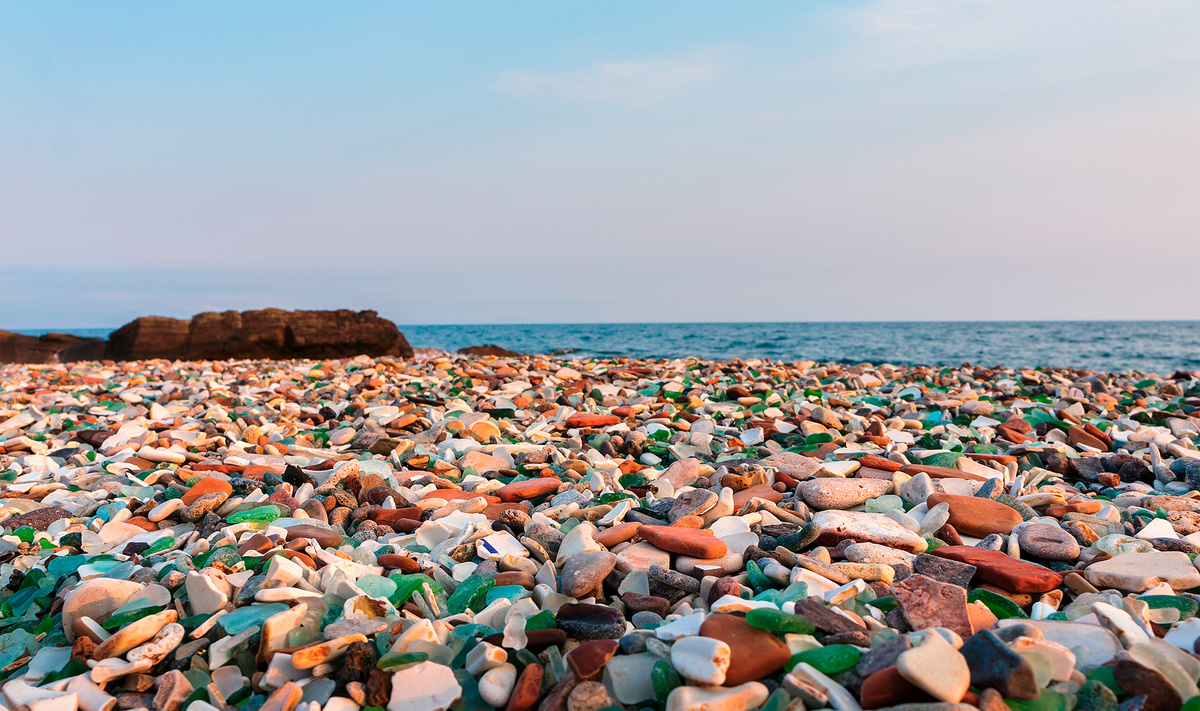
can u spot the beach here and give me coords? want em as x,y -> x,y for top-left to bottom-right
0,352 -> 1198,711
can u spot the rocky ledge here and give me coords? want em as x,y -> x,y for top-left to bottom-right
0,332 -> 106,364
1,309 -> 413,363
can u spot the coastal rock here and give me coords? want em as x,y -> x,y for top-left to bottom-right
103,309 -> 412,361
0,330 -> 106,364
458,344 -> 522,357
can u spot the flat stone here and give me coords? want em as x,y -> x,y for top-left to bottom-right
1084,551 -> 1200,592
761,452 -> 822,479
892,574 -> 973,640
182,478 -> 234,506
896,632 -> 970,703
559,551 -> 616,598
495,477 -> 560,502
913,554 -> 976,587
594,521 -> 641,548
1017,523 -> 1081,561
811,510 -> 929,553
1113,656 -> 1182,711
637,525 -> 728,558
932,546 -> 1062,593
93,609 -> 178,660
387,660 -> 462,711
557,522 -> 604,566
668,489 -> 718,522
556,603 -> 626,640
699,614 -> 791,686
283,525 -> 344,548
567,680 -> 614,711
792,599 -> 867,634
732,484 -> 783,509
662,458 -> 707,488
845,542 -> 918,566
665,682 -> 769,711
926,493 -> 1022,537
565,639 -> 619,682
614,541 -> 671,573
801,478 -> 893,510
506,662 -> 543,711
1010,637 -> 1077,683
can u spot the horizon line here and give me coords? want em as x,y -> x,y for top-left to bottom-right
7,317 -> 1200,332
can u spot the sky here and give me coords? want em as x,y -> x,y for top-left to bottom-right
1,1 -> 1198,328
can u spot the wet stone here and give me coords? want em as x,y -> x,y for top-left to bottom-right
555,603 -> 627,640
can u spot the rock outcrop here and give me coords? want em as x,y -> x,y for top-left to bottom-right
0,331 -> 106,364
2,309 -> 413,363
458,344 -> 523,357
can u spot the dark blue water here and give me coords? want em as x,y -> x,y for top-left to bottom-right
15,322 -> 1198,374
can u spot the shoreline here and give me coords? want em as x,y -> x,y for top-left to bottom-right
6,319 -> 1200,375
0,354 -> 1198,709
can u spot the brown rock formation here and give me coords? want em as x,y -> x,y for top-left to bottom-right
2,309 -> 413,363
0,331 -> 106,364
458,344 -> 523,357
105,309 -> 413,361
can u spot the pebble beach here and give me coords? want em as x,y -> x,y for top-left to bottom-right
1,353 -> 1199,711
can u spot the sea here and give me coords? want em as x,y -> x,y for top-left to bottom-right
13,322 -> 1200,374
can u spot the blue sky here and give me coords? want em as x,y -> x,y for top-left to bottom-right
2,1 -> 1198,328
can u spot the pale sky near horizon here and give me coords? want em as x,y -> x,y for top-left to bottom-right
2,1 -> 1198,328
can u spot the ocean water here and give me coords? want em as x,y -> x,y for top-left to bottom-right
15,322 -> 1199,374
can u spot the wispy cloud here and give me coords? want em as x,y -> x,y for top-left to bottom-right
495,49 -> 726,105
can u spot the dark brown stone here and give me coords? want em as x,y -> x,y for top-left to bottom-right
363,670 -> 391,708
536,671 -> 578,711
565,639 -> 618,681
620,592 -> 671,617
336,641 -> 375,687
1113,656 -> 1182,711
860,666 -> 931,709
792,599 -> 867,634
5,506 -> 72,531
707,576 -> 741,605
913,553 -> 976,586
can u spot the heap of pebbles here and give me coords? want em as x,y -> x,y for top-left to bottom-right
0,355 -> 1198,711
